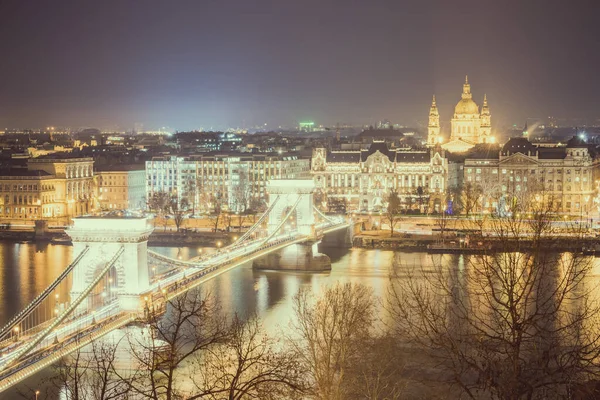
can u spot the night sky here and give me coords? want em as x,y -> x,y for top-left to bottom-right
0,0 -> 598,130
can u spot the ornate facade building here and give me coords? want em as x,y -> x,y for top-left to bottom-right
432,76 -> 493,153
0,157 -> 95,222
464,137 -> 598,215
311,141 -> 449,212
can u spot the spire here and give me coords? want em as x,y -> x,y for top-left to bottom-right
481,94 -> 490,115
429,95 -> 439,116
461,75 -> 472,99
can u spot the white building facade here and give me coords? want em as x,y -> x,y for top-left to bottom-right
145,153 -> 309,213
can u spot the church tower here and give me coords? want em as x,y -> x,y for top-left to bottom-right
480,94 -> 492,142
427,95 -> 441,146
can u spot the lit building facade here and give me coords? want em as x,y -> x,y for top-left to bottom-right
464,137 -> 598,215
27,157 -> 95,218
145,153 -> 309,212
0,171 -> 57,220
97,166 -> 146,211
0,157 -> 94,222
311,141 -> 449,212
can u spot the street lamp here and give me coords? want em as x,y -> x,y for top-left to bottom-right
35,390 -> 40,400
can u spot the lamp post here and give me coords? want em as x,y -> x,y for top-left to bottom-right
584,195 -> 590,229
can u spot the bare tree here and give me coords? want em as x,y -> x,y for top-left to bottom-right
182,177 -> 198,215
230,170 -> 256,232
389,212 -> 600,399
50,291 -> 307,400
461,182 -> 482,217
170,195 -> 189,233
435,209 -> 450,243
210,193 -> 224,232
478,180 -> 501,215
123,290 -> 230,400
385,189 -> 401,237
231,169 -> 252,214
47,340 -> 129,400
147,191 -> 171,215
345,334 -> 405,400
248,197 -> 266,224
288,283 -> 376,400
448,186 -> 463,215
415,186 -> 428,214
193,315 -> 307,400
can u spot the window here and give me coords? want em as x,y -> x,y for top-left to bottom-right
502,169 -> 507,174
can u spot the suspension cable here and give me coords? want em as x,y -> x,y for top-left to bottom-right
313,204 -> 336,224
235,195 -> 281,243
0,246 -> 90,341
257,196 -> 302,246
5,246 -> 124,367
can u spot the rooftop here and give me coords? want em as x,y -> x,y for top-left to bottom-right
95,164 -> 145,172
0,169 -> 53,178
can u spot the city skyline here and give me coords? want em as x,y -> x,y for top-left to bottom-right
0,1 -> 598,130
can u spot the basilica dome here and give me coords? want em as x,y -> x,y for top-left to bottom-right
454,98 -> 479,115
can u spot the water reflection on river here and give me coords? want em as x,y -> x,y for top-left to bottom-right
2,242 -> 600,399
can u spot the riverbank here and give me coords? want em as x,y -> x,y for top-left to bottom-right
0,229 -> 235,247
353,230 -> 600,254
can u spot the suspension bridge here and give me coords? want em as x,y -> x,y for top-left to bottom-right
0,179 -> 351,393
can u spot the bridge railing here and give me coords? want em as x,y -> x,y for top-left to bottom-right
0,310 -> 137,393
151,231 -> 304,303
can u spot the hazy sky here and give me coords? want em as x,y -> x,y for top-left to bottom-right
0,0 -> 598,130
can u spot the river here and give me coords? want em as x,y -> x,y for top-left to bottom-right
2,242 -> 600,399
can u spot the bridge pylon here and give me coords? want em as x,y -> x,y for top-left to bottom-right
66,217 -> 154,312
265,179 -> 315,235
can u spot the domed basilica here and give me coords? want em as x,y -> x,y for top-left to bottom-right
428,76 -> 492,153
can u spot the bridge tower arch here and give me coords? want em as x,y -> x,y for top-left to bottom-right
266,179 -> 316,236
66,217 -> 154,312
